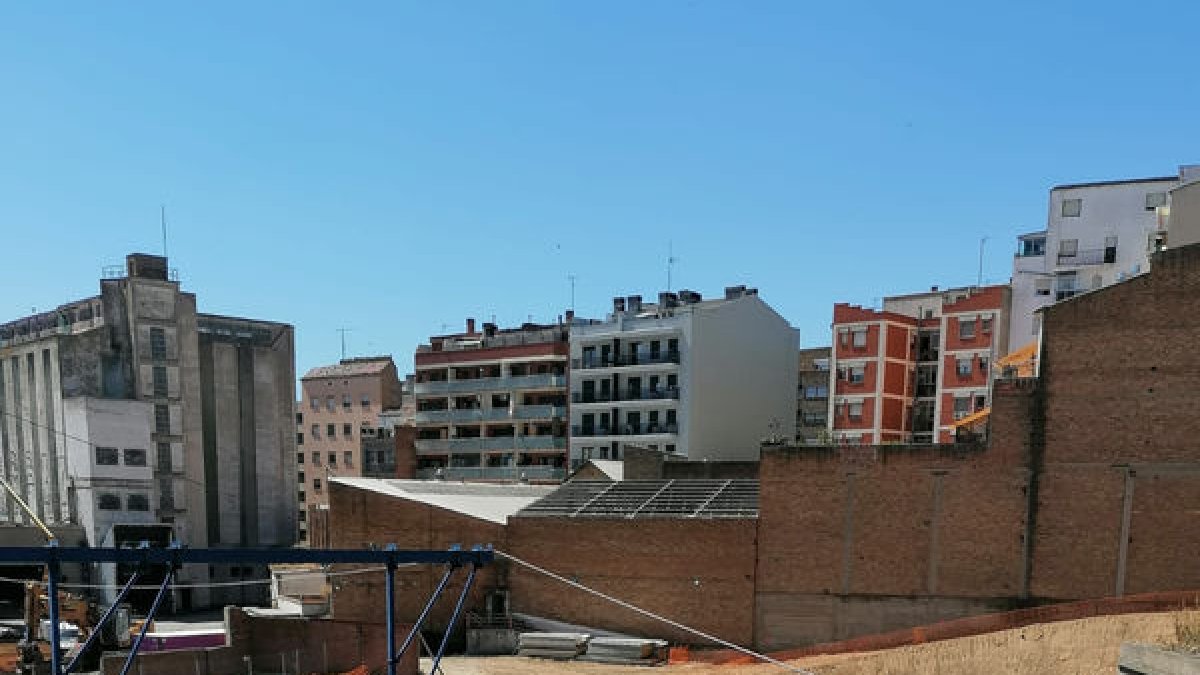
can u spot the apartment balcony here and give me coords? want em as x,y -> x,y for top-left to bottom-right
571,387 -> 681,404
571,423 -> 678,438
413,373 -> 566,395
571,351 -> 681,370
1056,248 -> 1114,267
414,436 -> 567,452
414,405 -> 565,424
416,465 -> 565,481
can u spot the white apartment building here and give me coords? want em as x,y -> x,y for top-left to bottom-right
568,286 -> 798,467
1009,165 -> 1200,348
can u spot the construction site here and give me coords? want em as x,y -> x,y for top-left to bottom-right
3,243 -> 1200,673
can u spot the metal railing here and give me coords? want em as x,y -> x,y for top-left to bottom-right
571,424 -> 678,437
416,465 -> 565,481
571,387 -> 680,403
415,405 -> 566,424
415,436 -> 568,452
413,373 -> 566,395
1056,248 -> 1111,266
571,351 -> 681,369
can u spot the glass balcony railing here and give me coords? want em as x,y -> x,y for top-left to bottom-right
413,373 -> 567,394
414,436 -> 568,452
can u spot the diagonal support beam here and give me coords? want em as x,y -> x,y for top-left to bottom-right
394,564 -> 456,664
64,569 -> 142,674
120,565 -> 175,675
430,563 -> 477,675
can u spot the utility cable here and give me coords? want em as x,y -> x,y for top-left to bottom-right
495,549 -> 812,674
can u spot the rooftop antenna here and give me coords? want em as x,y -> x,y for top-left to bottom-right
161,205 -> 169,258
336,328 -> 352,360
977,236 -> 988,288
667,241 -> 678,291
568,273 -> 577,311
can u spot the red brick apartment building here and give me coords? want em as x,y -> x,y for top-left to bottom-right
413,318 -> 570,481
830,284 -> 1011,444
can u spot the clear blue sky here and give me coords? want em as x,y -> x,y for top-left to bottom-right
2,2 -> 1196,386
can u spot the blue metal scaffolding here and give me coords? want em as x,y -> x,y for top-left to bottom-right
0,541 -> 493,675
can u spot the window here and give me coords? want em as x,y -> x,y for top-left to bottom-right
328,452 -> 336,465
849,366 -> 865,384
149,328 -> 167,360
298,490 -> 306,502
959,318 -> 976,340
1059,238 -> 1079,257
123,448 -> 147,466
313,478 -> 322,491
298,509 -> 307,522
97,493 -> 121,510
1019,237 -> 1046,257
1061,198 -> 1082,217
311,423 -> 319,439
298,530 -> 307,542
1104,235 -> 1118,264
361,395 -> 371,409
312,451 -> 320,465
295,412 -> 303,424
326,396 -> 335,412
1055,272 -> 1078,301
127,494 -> 150,511
326,423 -> 335,437
848,401 -> 863,420
344,451 -> 353,466
975,394 -> 988,410
979,356 -> 990,377
157,443 -> 172,472
838,330 -> 849,346
342,423 -> 352,437
1035,278 -> 1051,296
813,359 -> 830,372
981,317 -> 993,334
159,479 -> 175,510
343,395 -> 352,410
297,452 -> 305,465
297,432 -> 304,446
310,397 -> 319,411
1146,192 -> 1168,210
665,444 -> 676,454
953,397 -> 971,419
851,329 -> 867,348
95,447 -> 119,465
152,366 -> 168,397
804,385 -> 829,399
956,358 -> 972,377
154,404 -> 170,435
297,471 -> 305,483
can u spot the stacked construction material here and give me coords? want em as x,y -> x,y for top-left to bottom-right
579,637 -> 669,666
517,632 -> 590,659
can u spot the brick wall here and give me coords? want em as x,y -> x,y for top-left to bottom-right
326,481 -> 505,633
1030,244 -> 1200,600
754,437 -> 1031,649
100,607 -> 417,675
506,516 -> 758,646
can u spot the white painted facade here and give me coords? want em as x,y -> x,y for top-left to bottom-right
568,289 -> 798,464
1007,172 -> 1187,349
62,397 -> 156,546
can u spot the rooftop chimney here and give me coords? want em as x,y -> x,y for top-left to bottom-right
466,317 -> 476,334
931,286 -> 939,292
613,297 -> 627,314
565,309 -> 575,323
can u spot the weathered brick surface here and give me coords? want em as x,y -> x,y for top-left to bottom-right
1031,244 -> 1200,600
506,517 -> 758,646
327,481 -> 504,632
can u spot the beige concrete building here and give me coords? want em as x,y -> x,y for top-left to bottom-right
1169,178 -> 1200,249
297,357 -> 401,542
0,253 -> 296,609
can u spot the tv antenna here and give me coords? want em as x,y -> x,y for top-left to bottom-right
568,273 -> 577,311
336,328 -> 352,360
667,241 -> 679,291
161,204 -> 169,258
